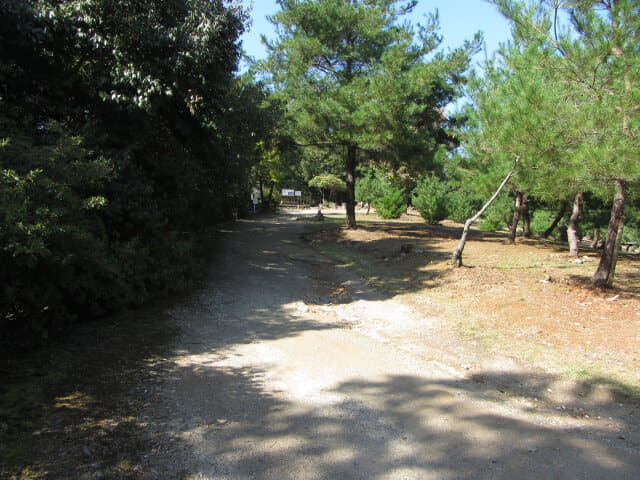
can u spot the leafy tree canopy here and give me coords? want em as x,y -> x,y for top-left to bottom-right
0,0 -> 271,337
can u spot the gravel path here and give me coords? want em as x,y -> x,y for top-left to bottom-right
140,212 -> 639,479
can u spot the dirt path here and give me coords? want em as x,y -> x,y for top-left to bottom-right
138,212 -> 638,479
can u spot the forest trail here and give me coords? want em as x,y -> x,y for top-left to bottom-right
140,212 -> 639,479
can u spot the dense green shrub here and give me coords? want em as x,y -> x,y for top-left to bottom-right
375,186 -> 406,219
1,122 -> 114,329
623,226 -> 640,244
412,176 -> 447,224
529,209 -> 557,235
355,174 -> 385,208
0,0 -> 267,339
445,187 -> 482,223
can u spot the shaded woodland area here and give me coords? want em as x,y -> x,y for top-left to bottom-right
0,1 -> 276,340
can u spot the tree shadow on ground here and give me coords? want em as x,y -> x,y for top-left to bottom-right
318,214 -> 507,242
298,222 -> 461,299
0,304 -> 183,478
12,313 -> 639,478
563,270 -> 640,297
2,298 -> 342,477
1,227 -> 350,478
202,213 -> 441,304
4,213 -> 639,478
144,360 -> 639,479
325,215 -> 640,298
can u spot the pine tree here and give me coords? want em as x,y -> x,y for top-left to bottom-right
461,40 -> 582,245
491,0 -> 640,285
262,0 -> 478,228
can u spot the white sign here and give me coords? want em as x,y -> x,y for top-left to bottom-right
282,189 -> 295,197
294,191 -> 302,197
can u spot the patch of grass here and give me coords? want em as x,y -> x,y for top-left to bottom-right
569,367 -> 591,379
315,237 -> 412,294
563,362 -> 640,399
315,241 -> 392,289
456,320 -> 640,400
589,376 -> 640,400
454,317 -> 502,347
305,219 -> 342,231
316,241 -> 357,267
455,317 -> 640,400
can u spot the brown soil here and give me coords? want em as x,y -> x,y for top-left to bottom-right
308,212 -> 640,395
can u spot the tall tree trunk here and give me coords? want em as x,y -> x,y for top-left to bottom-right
452,158 -> 518,267
521,194 -> 531,238
591,227 -> 600,248
266,183 -> 274,209
542,202 -> 567,238
508,191 -> 523,244
596,18 -> 632,286
567,192 -> 583,257
592,179 -> 626,286
345,145 -> 357,229
607,217 -> 625,286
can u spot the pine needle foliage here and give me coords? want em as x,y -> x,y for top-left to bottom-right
479,0 -> 640,284
262,0 -> 480,228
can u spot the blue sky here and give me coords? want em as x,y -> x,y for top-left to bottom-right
239,0 -> 514,69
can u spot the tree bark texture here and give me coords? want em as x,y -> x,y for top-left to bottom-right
508,191 -> 523,244
345,145 -> 357,229
567,192 -> 583,257
591,227 -> 600,248
522,194 -> 531,238
607,217 -> 625,286
592,179 -> 626,286
542,202 -> 566,238
595,17 -> 631,286
452,158 -> 518,267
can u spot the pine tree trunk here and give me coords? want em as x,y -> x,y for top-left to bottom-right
522,194 -> 531,238
596,18 -> 631,286
508,191 -> 522,244
542,202 -> 566,238
592,179 -> 626,286
591,227 -> 600,248
345,145 -> 357,229
607,217 -> 625,286
452,219 -> 473,268
567,192 -> 583,257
